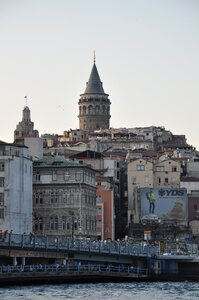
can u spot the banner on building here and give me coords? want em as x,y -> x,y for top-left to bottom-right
140,188 -> 187,223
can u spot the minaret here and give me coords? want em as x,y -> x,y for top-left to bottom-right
78,54 -> 111,131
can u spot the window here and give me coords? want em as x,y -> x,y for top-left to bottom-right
86,217 -> 89,230
50,191 -> 58,204
165,178 -> 169,184
74,220 -> 78,230
52,171 -> 57,181
144,176 -> 149,183
0,177 -> 4,187
64,172 -> 69,181
0,208 -> 4,219
156,166 -> 165,172
75,172 -> 81,182
96,220 -> 102,227
97,208 -> 102,215
85,172 -> 89,182
157,177 -> 161,184
62,217 -> 66,230
136,165 -> 145,171
70,194 -> 74,204
131,177 -> 136,184
35,217 -> 43,231
194,204 -> 197,210
0,193 -> 4,206
35,172 -> 40,181
50,216 -> 58,230
0,162 -> 4,172
172,166 -> 177,172
35,192 -> 43,204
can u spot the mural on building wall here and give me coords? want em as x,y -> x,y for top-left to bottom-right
140,188 -> 187,223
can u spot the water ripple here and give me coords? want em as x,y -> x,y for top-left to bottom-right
0,282 -> 199,300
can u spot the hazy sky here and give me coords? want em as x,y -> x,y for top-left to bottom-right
0,0 -> 199,149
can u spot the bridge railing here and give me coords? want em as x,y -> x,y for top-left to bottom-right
0,232 -> 161,256
0,263 -> 148,276
0,232 -> 196,257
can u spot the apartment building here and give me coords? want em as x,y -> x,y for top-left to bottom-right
127,157 -> 182,224
96,181 -> 114,241
0,141 -> 33,234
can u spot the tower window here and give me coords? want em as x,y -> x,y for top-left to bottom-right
0,163 -> 4,172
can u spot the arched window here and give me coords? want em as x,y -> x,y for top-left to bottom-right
50,191 -> 58,203
83,106 -> 86,114
50,215 -> 58,230
88,105 -> 93,114
35,216 -> 43,231
95,105 -> 100,113
62,216 -> 67,230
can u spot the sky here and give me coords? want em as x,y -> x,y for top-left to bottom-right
0,0 -> 199,149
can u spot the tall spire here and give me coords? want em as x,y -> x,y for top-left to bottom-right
84,56 -> 105,94
24,95 -> 28,107
94,50 -> 96,63
78,56 -> 111,131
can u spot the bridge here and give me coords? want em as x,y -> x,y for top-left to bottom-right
0,232 -> 198,284
0,232 -> 161,265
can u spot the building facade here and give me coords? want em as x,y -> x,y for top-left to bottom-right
0,141 -> 33,234
96,182 -> 114,241
33,156 -> 97,238
127,157 -> 181,224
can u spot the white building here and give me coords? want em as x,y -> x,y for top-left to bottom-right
0,141 -> 33,234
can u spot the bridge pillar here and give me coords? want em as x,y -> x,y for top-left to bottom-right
12,257 -> 17,266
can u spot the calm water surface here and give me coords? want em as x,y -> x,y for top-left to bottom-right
0,282 -> 199,300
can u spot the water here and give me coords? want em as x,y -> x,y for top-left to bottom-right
0,282 -> 199,300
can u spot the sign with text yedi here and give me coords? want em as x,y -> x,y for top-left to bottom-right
140,188 -> 187,223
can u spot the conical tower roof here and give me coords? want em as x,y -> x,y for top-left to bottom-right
84,63 -> 105,94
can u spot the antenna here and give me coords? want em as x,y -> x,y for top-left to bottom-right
94,50 -> 96,63
24,95 -> 28,106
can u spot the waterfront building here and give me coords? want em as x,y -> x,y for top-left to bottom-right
33,156 -> 96,237
0,141 -> 33,234
78,57 -> 111,131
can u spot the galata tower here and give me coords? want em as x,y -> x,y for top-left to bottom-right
78,56 -> 111,131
